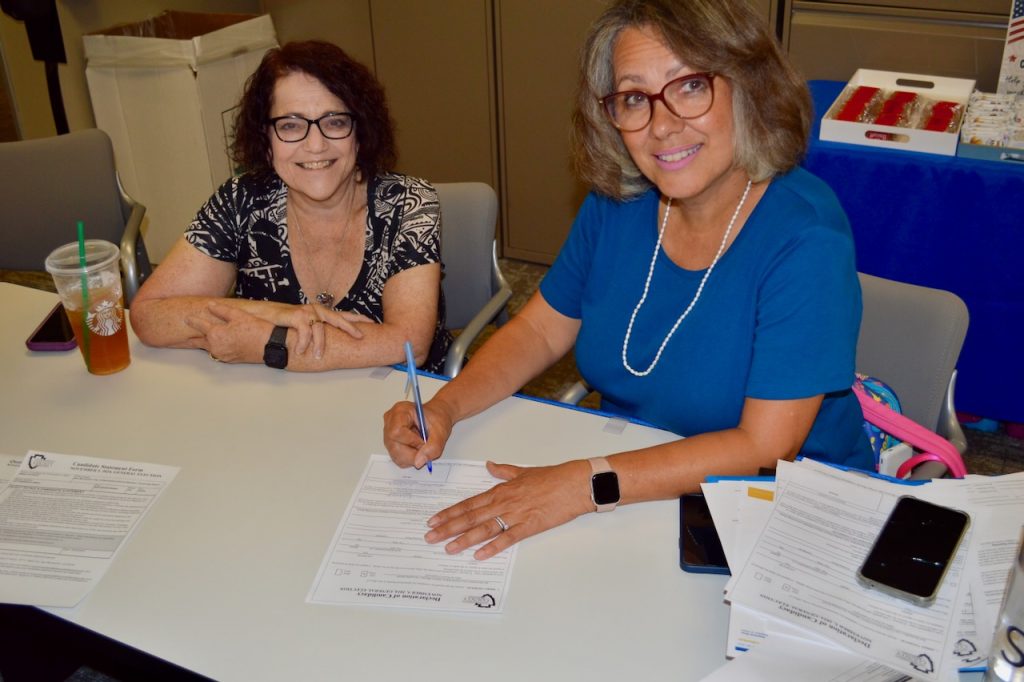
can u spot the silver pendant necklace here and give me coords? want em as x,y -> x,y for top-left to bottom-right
290,207 -> 343,308
621,179 -> 753,377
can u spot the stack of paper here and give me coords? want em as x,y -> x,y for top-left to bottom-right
698,459 -> 1024,681
0,451 -> 179,608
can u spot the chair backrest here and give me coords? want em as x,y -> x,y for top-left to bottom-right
856,273 -> 969,433
434,182 -> 502,329
0,129 -> 129,271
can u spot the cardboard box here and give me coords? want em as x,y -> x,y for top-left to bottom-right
819,69 -> 975,157
84,12 -> 277,261
956,91 -> 1024,164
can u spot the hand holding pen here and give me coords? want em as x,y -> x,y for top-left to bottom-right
403,341 -> 432,473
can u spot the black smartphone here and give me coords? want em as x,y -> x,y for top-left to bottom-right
679,493 -> 730,574
25,303 -> 77,352
857,495 -> 970,606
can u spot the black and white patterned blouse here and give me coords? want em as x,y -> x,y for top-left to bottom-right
185,171 -> 451,372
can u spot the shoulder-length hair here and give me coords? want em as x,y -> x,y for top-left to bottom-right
232,40 -> 396,179
573,0 -> 811,200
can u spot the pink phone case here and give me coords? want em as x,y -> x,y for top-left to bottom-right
25,303 -> 78,352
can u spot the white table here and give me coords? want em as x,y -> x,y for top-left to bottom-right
1,283 -> 730,681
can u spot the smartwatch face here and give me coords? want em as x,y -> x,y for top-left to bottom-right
264,326 -> 288,369
591,471 -> 620,505
264,344 -> 287,369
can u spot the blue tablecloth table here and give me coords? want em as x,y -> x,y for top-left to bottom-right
803,80 -> 1024,423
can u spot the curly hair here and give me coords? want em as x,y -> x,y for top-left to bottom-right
231,41 -> 396,180
572,0 -> 811,200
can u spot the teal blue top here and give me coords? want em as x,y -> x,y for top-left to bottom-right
540,168 -> 872,468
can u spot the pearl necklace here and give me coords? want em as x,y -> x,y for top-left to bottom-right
621,179 -> 753,377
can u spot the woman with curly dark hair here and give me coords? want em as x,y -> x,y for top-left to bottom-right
131,41 -> 450,373
384,0 -> 870,561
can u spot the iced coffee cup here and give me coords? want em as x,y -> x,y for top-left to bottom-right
44,239 -> 131,375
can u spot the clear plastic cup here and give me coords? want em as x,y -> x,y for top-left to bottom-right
985,531 -> 1024,681
44,240 -> 131,375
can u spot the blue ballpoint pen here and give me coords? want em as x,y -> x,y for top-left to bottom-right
403,341 -> 432,473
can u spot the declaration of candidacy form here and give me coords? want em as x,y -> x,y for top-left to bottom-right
308,454 -> 517,613
0,451 -> 179,607
726,460 -> 972,682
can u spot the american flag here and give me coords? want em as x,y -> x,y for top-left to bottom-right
1011,0 -> 1024,44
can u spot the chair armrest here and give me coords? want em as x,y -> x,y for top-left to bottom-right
489,241 -> 512,327
556,380 -> 592,406
119,198 -> 151,307
908,460 -> 950,481
442,284 -> 512,378
908,372 -> 967,480
115,172 -> 151,308
937,370 -> 968,455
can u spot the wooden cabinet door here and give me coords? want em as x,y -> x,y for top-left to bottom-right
497,0 -> 782,263
264,0 -> 375,66
371,0 -> 499,188
496,0 -> 605,263
787,1 -> 1008,91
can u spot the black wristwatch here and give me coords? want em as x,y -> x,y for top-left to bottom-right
263,325 -> 289,369
589,457 -> 620,512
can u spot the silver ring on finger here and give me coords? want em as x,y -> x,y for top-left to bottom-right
494,515 -> 509,533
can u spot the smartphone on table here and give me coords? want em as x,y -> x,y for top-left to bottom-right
25,303 -> 77,351
857,495 -> 970,606
679,493 -> 730,575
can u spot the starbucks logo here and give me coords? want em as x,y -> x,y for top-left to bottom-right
87,299 -> 123,336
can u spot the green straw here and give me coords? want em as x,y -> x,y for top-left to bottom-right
77,221 -> 92,372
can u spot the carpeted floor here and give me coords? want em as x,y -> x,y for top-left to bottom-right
5,262 -> 1022,476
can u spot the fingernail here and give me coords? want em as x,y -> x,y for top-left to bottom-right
424,530 -> 438,542
427,516 -> 440,528
445,542 -> 459,554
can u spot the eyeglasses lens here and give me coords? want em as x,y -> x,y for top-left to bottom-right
273,114 -> 354,142
603,74 -> 714,132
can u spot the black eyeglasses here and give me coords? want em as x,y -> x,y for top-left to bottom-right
268,113 -> 357,142
599,72 -> 716,132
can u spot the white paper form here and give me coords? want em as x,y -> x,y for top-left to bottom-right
719,463 -> 989,673
725,488 -> 779,594
308,454 -> 518,612
932,472 -> 1024,659
0,450 -> 179,607
726,460 -> 971,682
722,484 -> 844,658
726,602 -> 841,658
701,480 -> 776,576
700,480 -> 777,657
0,455 -> 21,491
698,630 -> 916,682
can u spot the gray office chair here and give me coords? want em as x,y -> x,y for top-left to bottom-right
557,272 -> 969,473
856,272 -> 969,458
0,129 -> 151,306
435,182 -> 513,378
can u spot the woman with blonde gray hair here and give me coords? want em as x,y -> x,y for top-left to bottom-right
383,0 -> 870,560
